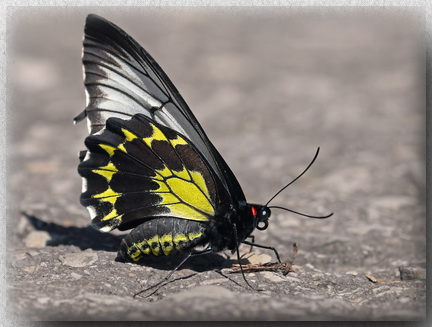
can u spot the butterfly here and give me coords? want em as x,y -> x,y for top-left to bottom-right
75,14 -> 332,290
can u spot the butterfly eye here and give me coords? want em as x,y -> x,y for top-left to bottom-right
260,208 -> 271,220
255,207 -> 271,230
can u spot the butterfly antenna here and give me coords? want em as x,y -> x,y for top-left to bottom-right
265,147 -> 321,206
268,205 -> 333,219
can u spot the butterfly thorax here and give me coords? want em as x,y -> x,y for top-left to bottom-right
206,202 -> 271,252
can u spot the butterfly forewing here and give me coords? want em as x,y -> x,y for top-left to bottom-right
77,15 -> 247,205
79,114 -> 222,232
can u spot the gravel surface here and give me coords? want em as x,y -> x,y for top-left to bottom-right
6,7 -> 426,321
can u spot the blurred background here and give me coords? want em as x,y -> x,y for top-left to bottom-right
6,6 -> 425,318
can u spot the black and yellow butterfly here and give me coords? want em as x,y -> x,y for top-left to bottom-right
75,15 -> 331,275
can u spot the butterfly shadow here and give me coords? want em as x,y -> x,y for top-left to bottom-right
21,211 -> 122,252
21,211 -> 237,274
119,250 -> 235,274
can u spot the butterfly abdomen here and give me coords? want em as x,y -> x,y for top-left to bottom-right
119,217 -> 207,261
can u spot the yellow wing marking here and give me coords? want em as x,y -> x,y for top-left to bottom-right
92,187 -> 121,204
99,144 -> 116,156
94,123 -> 214,224
117,144 -> 127,153
92,162 -> 118,182
170,135 -> 188,147
154,165 -> 173,180
97,128 -> 138,156
158,193 -> 180,205
117,128 -> 139,153
143,123 -> 167,148
165,203 -> 209,221
101,209 -> 123,222
150,163 -> 215,221
154,180 -> 170,193
166,178 -> 214,215
92,187 -> 123,223
122,128 -> 138,142
190,171 -> 211,199
173,167 -> 190,180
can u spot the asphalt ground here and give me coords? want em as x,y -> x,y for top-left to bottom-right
5,7 -> 427,321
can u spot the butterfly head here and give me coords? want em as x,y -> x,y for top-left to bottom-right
250,205 -> 271,231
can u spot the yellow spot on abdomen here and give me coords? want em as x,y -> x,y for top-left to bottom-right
147,235 -> 161,256
129,250 -> 142,261
187,232 -> 203,241
134,240 -> 151,255
160,233 -> 174,256
173,234 -> 188,251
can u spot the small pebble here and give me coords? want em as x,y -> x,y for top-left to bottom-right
71,272 -> 82,280
399,266 -> 426,280
59,252 -> 98,268
261,271 -> 286,283
24,231 -> 51,248
37,297 -> 50,305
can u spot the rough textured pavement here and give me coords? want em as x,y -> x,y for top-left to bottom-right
6,7 -> 427,321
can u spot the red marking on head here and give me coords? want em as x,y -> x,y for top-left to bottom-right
251,206 -> 257,217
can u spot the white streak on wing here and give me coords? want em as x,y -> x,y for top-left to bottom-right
154,108 -> 188,137
83,150 -> 92,161
84,84 -> 90,106
100,225 -> 114,232
83,89 -> 92,133
92,126 -> 106,136
96,83 -> 161,113
104,51 -> 166,99
99,63 -> 162,109
81,177 -> 88,193
86,205 -> 98,220
90,93 -> 142,116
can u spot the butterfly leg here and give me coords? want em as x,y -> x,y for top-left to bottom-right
245,235 -> 255,253
232,224 -> 262,291
133,247 -> 213,298
241,240 -> 282,263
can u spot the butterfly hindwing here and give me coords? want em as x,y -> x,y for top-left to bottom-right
79,114 -> 221,232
